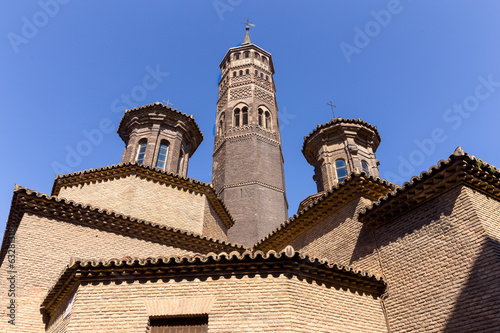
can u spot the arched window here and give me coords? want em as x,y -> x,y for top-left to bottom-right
245,69 -> 249,75
260,73 -> 263,78
155,140 -> 169,170
265,111 -> 271,129
234,53 -> 240,60
136,139 -> 147,165
255,70 -> 258,76
258,108 -> 263,126
335,159 -> 347,183
244,52 -> 249,58
218,112 -> 225,135
242,107 -> 248,125
361,160 -> 370,175
254,53 -> 260,60
262,56 -> 267,63
234,108 -> 240,127
233,71 -> 236,77
239,70 -> 243,76
265,75 -> 269,81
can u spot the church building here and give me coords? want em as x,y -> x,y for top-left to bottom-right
1,26 -> 499,333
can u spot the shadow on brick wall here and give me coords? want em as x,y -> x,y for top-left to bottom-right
444,237 -> 500,332
350,186 -> 460,265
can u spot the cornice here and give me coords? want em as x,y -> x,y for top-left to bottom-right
217,180 -> 285,196
302,118 -> 381,160
213,131 -> 280,156
41,246 -> 386,315
117,102 -> 203,153
255,174 -> 395,252
49,163 -> 234,230
359,147 -> 500,228
0,185 -> 245,269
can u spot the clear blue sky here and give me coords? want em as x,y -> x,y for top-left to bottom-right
1,1 -> 500,233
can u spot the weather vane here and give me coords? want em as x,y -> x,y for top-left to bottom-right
327,101 -> 336,118
240,17 -> 255,28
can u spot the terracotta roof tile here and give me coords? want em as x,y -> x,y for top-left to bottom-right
0,185 -> 245,267
118,101 -> 203,138
50,162 -> 234,229
255,173 -> 395,252
41,245 -> 386,315
359,147 -> 500,227
117,101 -> 204,155
302,117 -> 381,153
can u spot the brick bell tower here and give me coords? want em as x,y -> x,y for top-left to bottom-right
302,117 -> 381,192
212,25 -> 288,247
118,102 -> 203,177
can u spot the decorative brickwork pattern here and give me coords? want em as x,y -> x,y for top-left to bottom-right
255,76 -> 273,91
230,86 -> 252,100
218,88 -> 228,104
255,86 -> 274,105
230,74 -> 251,85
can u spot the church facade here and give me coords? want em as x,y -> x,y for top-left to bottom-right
1,27 -> 499,333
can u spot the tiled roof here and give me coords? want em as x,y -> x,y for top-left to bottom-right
117,102 -> 204,154
119,101 -> 202,137
296,191 -> 326,213
359,147 -> 500,228
41,245 -> 386,315
51,162 -> 234,229
0,185 -> 245,267
255,173 -> 395,252
302,117 -> 381,152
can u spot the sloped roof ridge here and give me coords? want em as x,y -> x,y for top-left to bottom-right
12,185 -> 244,250
124,101 -> 194,120
302,117 -> 381,149
42,245 -> 385,314
255,172 -> 395,249
50,162 -> 235,230
359,147 -> 500,220
64,245 -> 382,280
118,101 -> 203,140
53,161 -> 210,186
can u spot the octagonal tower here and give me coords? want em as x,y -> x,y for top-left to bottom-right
118,102 -> 203,177
212,26 -> 288,247
303,117 -> 381,192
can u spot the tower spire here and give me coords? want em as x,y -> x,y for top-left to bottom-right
240,18 -> 254,45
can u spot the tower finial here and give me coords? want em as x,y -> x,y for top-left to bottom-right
327,101 -> 337,118
240,18 -> 254,45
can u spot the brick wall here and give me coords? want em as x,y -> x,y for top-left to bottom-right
287,276 -> 387,332
373,185 -> 500,332
469,186 -> 500,245
202,200 -> 228,241
213,128 -> 288,247
289,197 -> 382,275
48,274 -> 386,332
225,184 -> 288,247
57,175 -> 227,240
0,214 -> 198,333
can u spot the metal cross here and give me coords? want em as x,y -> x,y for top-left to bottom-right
327,101 -> 336,118
240,18 -> 255,27
162,99 -> 173,108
